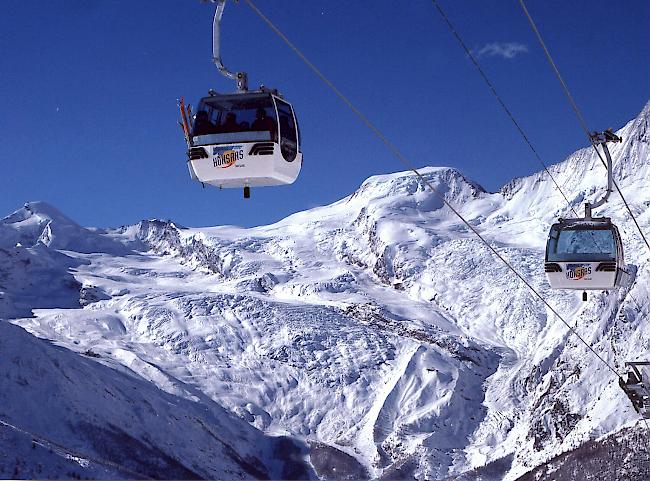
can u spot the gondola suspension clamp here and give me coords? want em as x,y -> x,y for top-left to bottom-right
209,0 -> 248,92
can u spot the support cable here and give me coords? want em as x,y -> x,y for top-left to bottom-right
242,0 -> 622,381
518,0 -> 650,256
0,418 -> 152,479
430,0 -> 578,218
430,0 -> 646,337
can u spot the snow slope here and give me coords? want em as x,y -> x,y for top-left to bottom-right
0,323 -> 311,480
1,100 -> 649,480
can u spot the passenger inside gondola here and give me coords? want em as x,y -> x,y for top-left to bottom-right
221,113 -> 240,133
252,108 -> 276,135
193,110 -> 216,136
191,94 -> 289,145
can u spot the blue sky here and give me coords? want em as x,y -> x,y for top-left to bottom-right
1,0 -> 648,228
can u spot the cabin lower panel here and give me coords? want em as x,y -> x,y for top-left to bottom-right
188,142 -> 301,189
545,261 -> 625,289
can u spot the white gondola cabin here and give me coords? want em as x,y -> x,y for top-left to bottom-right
186,90 -> 302,194
179,0 -> 303,198
544,217 -> 628,290
544,129 -> 627,295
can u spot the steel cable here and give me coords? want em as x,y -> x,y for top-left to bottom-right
242,0 -> 623,381
0,418 -> 152,479
518,0 -> 650,256
430,0 -> 580,219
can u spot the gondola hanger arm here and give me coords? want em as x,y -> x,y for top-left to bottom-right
585,129 -> 622,218
205,0 -> 248,91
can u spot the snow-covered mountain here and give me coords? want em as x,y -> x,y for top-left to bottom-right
1,101 -> 649,480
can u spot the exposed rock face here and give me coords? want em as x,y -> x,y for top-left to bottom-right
516,426 -> 650,481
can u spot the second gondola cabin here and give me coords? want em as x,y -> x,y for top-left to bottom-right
544,217 -> 629,290
186,89 -> 302,195
619,362 -> 650,419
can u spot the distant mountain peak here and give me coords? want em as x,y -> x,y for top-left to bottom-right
2,201 -> 75,227
359,166 -> 484,191
0,202 -> 129,255
348,166 -> 486,214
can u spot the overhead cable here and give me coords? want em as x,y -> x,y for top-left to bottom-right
242,0 -> 623,381
430,0 -> 579,218
518,0 -> 650,256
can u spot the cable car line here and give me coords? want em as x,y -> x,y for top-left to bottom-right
430,0 -> 643,313
430,0 -> 578,219
515,3 -> 650,418
518,0 -> 650,256
517,0 -> 590,138
433,0 -> 650,422
241,0 -> 624,382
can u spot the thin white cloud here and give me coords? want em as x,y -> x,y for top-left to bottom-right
475,42 -> 529,60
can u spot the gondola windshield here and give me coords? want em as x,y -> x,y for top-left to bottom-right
193,95 -> 277,146
546,225 -> 617,262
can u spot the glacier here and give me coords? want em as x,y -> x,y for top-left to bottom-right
1,101 -> 649,480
